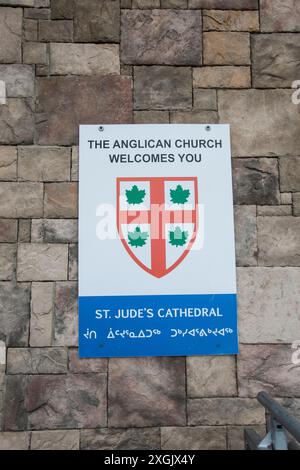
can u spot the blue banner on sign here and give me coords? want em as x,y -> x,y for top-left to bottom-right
79,294 -> 238,358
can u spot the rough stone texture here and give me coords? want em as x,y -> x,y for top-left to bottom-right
39,20 -> 73,42
132,0 -> 159,7
237,267 -> 300,343
0,183 -> 43,218
3,375 -> 27,430
81,428 -> 160,450
50,43 -> 120,75
68,349 -> 107,373
68,243 -> 78,280
51,0 -> 74,19
30,282 -> 53,347
7,348 -> 68,374
293,193 -> 300,216
0,432 -> 29,450
161,426 -> 226,450
188,398 -> 265,426
134,66 -> 192,110
0,282 -> 30,347
260,0 -> 300,32
0,244 -> 16,280
74,0 -> 120,43
18,146 -> 70,182
193,66 -> 250,88
170,111 -> 219,124
17,243 -> 68,281
227,425 -> 266,450
0,147 -> 17,181
54,282 -> 78,347
71,147 -> 79,181
44,183 -> 78,218
234,206 -> 257,266
25,373 -> 107,429
257,205 -> 292,216
257,216 -> 300,266
252,34 -> 300,88
187,356 -> 237,397
193,89 -> 217,110
218,90 -> 300,157
189,0 -> 258,8
134,111 -> 169,124
0,0 -> 34,4
121,10 -> 202,66
24,7 -> 50,19
203,32 -> 250,65
0,8 -> 22,63
31,430 -> 79,450
238,344 -> 300,397
0,220 -> 17,242
203,10 -> 259,31
24,18 -> 38,41
161,0 -> 186,7
32,219 -> 77,243
109,357 -> 186,427
18,219 -> 31,242
233,159 -> 280,205
36,76 -> 132,145
0,99 -> 34,145
280,158 -> 300,192
23,42 -> 47,64
281,192 -> 292,205
0,66 -> 34,98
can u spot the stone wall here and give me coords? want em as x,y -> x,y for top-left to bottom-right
0,0 -> 300,451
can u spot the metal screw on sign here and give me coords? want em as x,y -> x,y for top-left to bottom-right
98,126 -> 104,132
205,125 -> 211,132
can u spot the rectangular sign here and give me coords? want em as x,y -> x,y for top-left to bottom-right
79,124 -> 238,357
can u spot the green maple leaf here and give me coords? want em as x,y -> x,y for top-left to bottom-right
126,185 -> 146,204
170,185 -> 190,204
128,226 -> 149,248
169,227 -> 189,247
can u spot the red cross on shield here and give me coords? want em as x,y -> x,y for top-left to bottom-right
117,177 -> 198,278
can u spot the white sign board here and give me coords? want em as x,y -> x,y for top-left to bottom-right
79,124 -> 238,357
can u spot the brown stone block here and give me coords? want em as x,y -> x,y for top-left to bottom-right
121,10 -> 202,66
54,282 -> 78,346
0,8 -> 22,63
260,0 -> 300,32
238,344 -> 300,397
189,0 -> 258,8
26,374 -> 107,429
194,66 -> 250,88
257,216 -> 300,266
36,76 -> 132,145
232,158 -> 280,205
81,428 -> 160,450
0,282 -> 30,347
188,398 -> 265,426
39,20 -> 73,42
218,90 -> 300,157
161,426 -> 226,450
44,182 -> 78,218
68,349 -> 107,373
203,10 -> 259,31
0,99 -> 34,145
134,66 -> 192,110
0,147 -> 17,181
203,32 -> 250,65
252,34 -> 300,88
74,0 -> 120,43
108,357 -> 186,427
